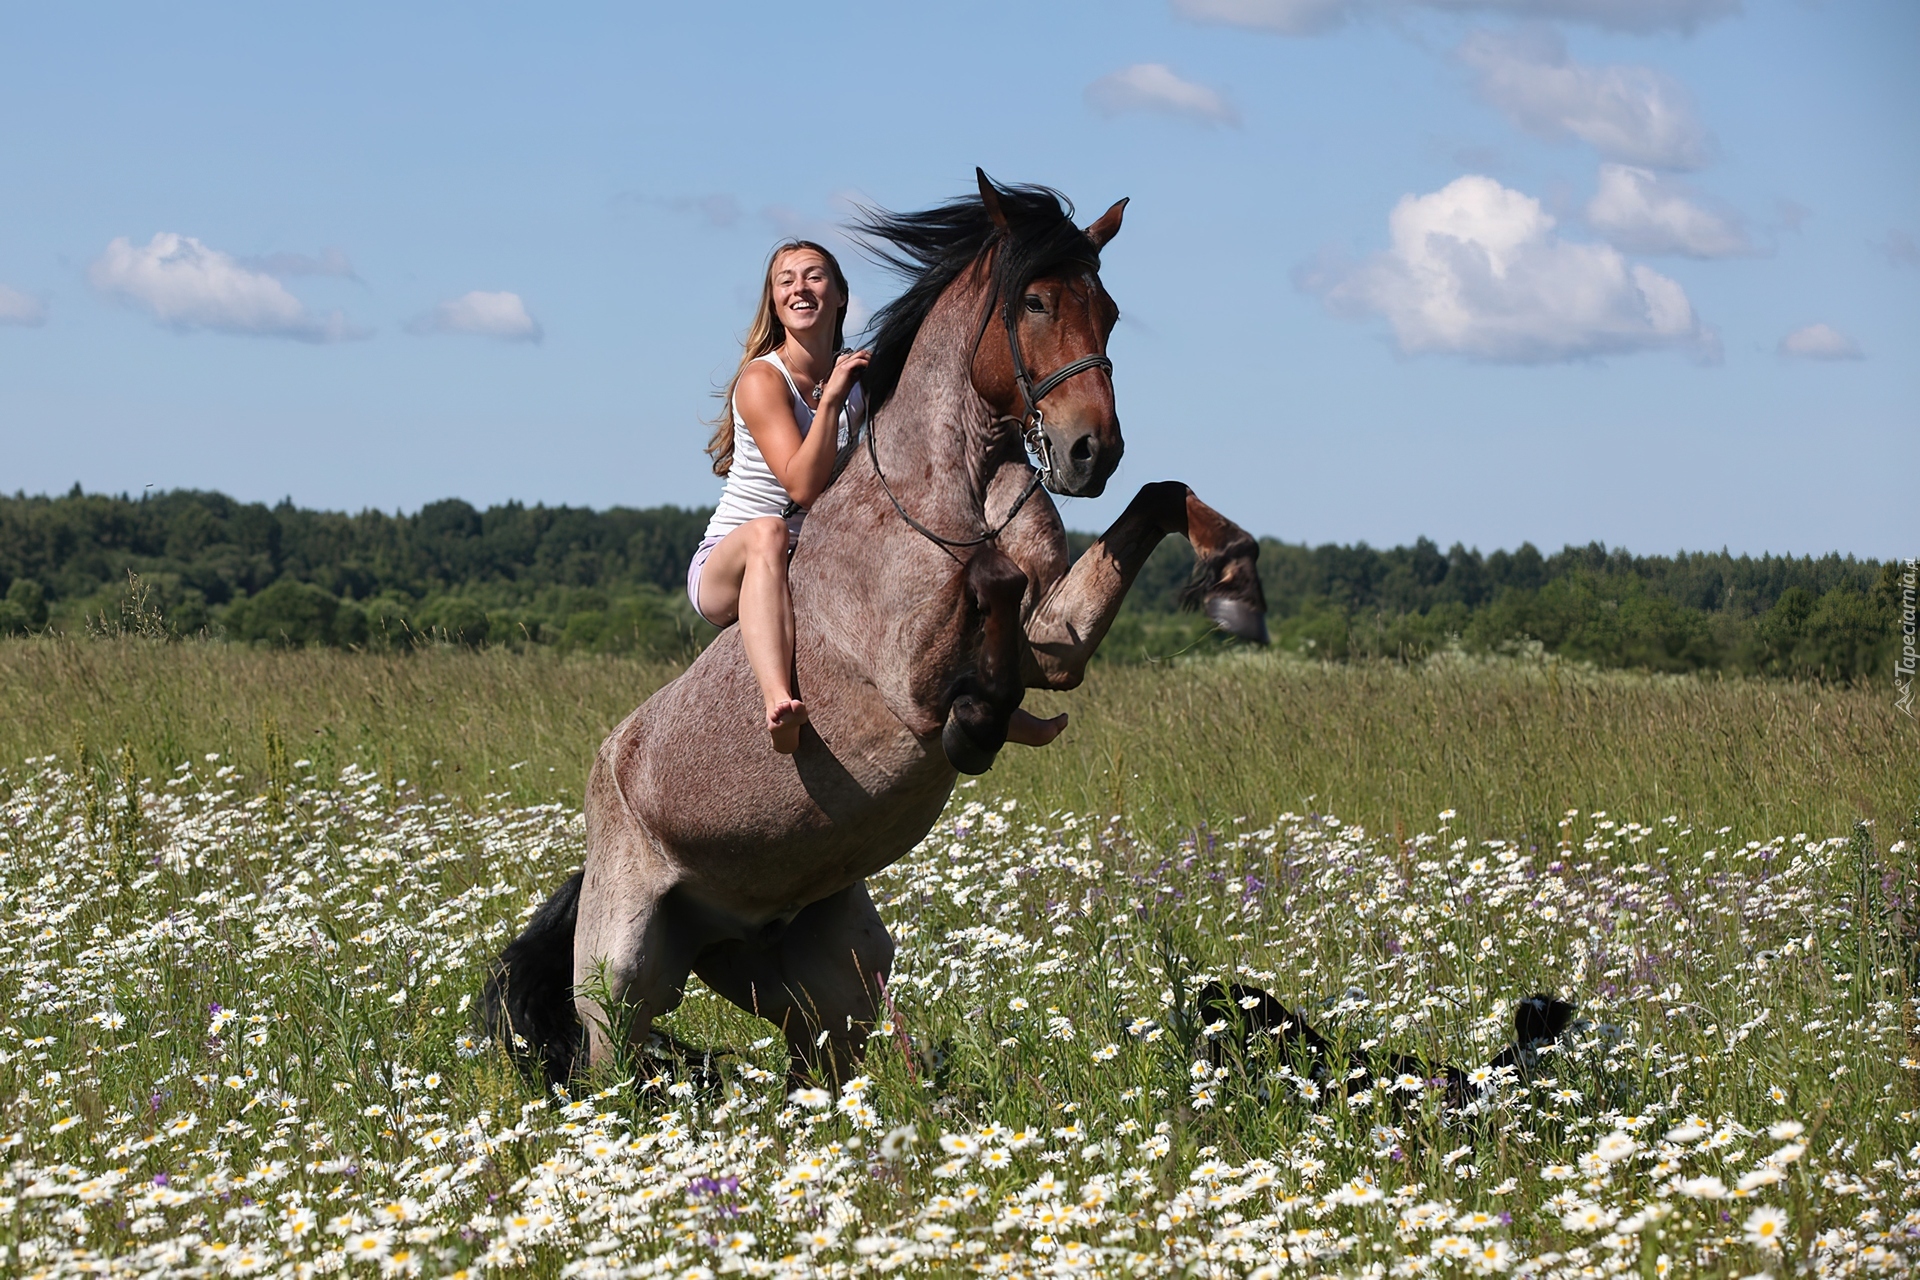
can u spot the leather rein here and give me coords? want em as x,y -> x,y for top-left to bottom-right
866,275 -> 1112,553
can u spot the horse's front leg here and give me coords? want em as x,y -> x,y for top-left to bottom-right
941,546 -> 1030,774
1022,480 -> 1266,688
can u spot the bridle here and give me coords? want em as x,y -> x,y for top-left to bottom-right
867,271 -> 1113,553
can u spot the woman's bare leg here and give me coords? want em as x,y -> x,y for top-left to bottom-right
697,517 -> 809,754
740,525 -> 808,754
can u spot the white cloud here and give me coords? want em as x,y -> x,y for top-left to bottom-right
1460,30 -> 1710,170
89,232 -> 364,341
1171,0 -> 1351,36
1303,174 -> 1714,363
408,291 -> 542,343
239,247 -> 358,280
1085,63 -> 1241,126
1586,164 -> 1751,257
1174,0 -> 1736,34
1777,324 -> 1862,361
0,284 -> 47,327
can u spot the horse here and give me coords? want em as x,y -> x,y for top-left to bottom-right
482,171 -> 1270,1089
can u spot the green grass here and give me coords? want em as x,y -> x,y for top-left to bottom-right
0,637 -> 684,811
4,635 -> 1910,842
1,637 -> 1915,1276
1007,650 -> 1914,846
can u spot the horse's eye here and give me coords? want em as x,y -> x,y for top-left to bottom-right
1023,295 -> 1046,314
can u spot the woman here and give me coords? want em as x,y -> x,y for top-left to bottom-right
687,240 -> 863,754
688,239 -> 1067,755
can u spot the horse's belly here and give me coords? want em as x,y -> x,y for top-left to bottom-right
608,633 -> 954,921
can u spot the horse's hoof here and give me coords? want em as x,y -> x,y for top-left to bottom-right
1206,595 -> 1270,644
942,715 -> 999,775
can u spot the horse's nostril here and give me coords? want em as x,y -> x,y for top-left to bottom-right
1070,435 -> 1095,464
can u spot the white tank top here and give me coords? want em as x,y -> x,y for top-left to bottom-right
703,353 -> 864,541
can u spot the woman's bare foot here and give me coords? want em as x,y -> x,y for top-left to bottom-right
1006,709 -> 1068,747
767,698 -> 809,755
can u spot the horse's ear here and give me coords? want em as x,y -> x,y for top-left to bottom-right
976,168 -> 1010,231
1085,197 -> 1128,249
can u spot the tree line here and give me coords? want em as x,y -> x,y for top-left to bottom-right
0,486 -> 1902,681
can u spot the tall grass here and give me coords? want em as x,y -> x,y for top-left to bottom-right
1005,651 -> 1913,845
3,637 -> 1909,843
0,638 -> 682,810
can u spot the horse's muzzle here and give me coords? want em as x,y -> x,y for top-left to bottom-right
941,694 -> 1005,775
942,715 -> 998,775
1043,425 -> 1122,498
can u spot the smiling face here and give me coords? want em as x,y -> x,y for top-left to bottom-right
770,247 -> 845,344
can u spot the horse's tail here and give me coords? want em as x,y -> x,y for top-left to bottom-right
480,870 -> 584,1086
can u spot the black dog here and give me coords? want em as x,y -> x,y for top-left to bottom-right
1194,981 -> 1575,1111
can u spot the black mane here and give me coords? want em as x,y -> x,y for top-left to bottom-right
852,175 -> 1101,412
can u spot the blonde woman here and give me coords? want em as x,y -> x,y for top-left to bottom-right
688,239 -> 1067,756
686,240 -> 865,753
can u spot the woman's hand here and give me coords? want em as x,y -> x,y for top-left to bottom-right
822,348 -> 870,404
737,350 -> 869,509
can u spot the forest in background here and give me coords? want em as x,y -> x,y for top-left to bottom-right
0,486 -> 1903,680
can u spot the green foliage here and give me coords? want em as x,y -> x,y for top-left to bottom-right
0,488 -> 1899,679
1240,537 -> 1894,681
1067,532 -> 1894,679
0,577 -> 47,634
225,579 -> 359,648
0,488 -> 714,659
415,594 -> 490,648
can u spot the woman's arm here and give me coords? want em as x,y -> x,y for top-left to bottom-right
735,350 -> 869,508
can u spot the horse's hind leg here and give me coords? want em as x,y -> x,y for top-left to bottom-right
573,859 -> 700,1072
1019,480 -> 1266,688
573,756 -> 694,1072
691,882 -> 895,1089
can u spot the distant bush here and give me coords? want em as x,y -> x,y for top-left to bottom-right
0,578 -> 47,635
225,580 -> 366,648
555,591 -> 692,657
363,596 -> 418,650
416,596 -> 490,648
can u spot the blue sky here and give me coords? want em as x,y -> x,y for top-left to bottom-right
1,0 -> 1912,557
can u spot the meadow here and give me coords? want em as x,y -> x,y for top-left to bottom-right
0,637 -> 1915,1278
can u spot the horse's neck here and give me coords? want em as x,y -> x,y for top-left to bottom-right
794,284 -> 1023,735
872,293 -> 1011,526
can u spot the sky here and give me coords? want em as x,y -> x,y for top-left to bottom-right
0,0 -> 1913,558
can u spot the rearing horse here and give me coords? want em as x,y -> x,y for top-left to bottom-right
484,172 -> 1268,1086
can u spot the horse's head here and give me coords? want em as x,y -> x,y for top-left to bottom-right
968,172 -> 1128,499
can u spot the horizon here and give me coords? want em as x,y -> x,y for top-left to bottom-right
1,3 -> 1913,560
7,482 -> 1894,565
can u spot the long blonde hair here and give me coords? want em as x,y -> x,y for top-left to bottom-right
708,240 -> 851,477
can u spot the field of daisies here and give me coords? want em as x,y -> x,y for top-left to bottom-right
0,750 -> 1914,1279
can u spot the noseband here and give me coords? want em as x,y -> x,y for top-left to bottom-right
868,275 -> 1113,553
1001,307 -> 1113,496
